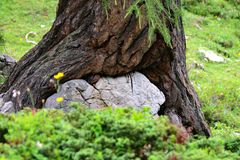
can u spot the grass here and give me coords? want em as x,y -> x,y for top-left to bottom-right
0,0 -> 239,159
182,4 -> 240,131
0,0 -> 57,59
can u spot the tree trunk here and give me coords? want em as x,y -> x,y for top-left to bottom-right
0,0 -> 210,136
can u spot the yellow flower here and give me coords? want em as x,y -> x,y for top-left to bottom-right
54,72 -> 64,80
56,97 -> 64,103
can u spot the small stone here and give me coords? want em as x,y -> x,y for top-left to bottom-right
0,98 -> 4,108
0,54 -> 17,77
234,132 -> 240,136
0,54 -> 16,63
0,101 -> 14,114
193,61 -> 204,70
198,49 -> 225,63
36,141 -> 43,148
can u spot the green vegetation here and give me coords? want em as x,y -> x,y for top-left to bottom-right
0,105 -> 239,160
125,0 -> 180,46
183,0 -> 240,19
0,106 -> 182,160
0,0 -> 57,59
0,0 -> 239,159
0,31 -> 4,48
182,0 -> 240,131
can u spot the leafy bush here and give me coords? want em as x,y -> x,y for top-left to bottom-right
60,104 -> 183,160
0,104 -> 239,160
0,105 -> 183,160
0,109 -> 68,160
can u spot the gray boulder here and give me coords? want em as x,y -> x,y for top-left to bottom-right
45,72 -> 165,115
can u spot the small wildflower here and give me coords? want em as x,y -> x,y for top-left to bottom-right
32,108 -> 37,115
12,90 -> 20,97
12,90 -> 17,98
54,72 -> 64,80
49,79 -> 55,84
56,97 -> 64,103
36,141 -> 43,148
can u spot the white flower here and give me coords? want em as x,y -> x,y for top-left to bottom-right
12,90 -> 17,98
36,141 -> 43,148
12,90 -> 21,98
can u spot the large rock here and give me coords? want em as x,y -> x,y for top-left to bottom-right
45,72 -> 165,115
44,79 -> 105,112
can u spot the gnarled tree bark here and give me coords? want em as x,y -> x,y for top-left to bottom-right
0,0 -> 210,136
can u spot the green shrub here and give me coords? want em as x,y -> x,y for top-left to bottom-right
0,104 -> 239,160
0,109 -> 68,160
0,105 -> 183,160
225,138 -> 240,155
60,104 -> 182,160
180,122 -> 240,160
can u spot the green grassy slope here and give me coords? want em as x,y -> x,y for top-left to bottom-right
0,0 -> 57,59
182,1 -> 240,130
